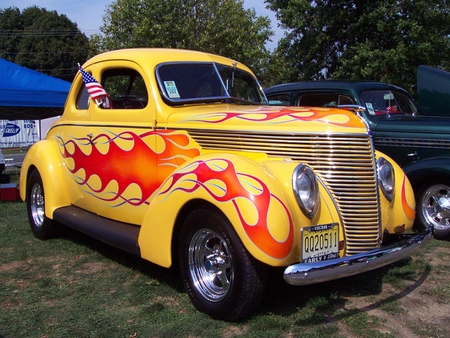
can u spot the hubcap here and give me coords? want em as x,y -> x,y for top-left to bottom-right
188,228 -> 233,302
30,182 -> 45,227
421,184 -> 450,230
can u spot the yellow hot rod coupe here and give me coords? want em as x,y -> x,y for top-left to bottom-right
20,49 -> 431,321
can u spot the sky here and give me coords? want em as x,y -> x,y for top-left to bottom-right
1,0 -> 285,50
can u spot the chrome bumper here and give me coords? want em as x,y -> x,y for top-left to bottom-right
284,228 -> 433,286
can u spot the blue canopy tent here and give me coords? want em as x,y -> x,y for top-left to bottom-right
0,58 -> 71,120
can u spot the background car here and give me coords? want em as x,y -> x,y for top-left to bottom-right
20,49 -> 430,321
265,80 -> 450,239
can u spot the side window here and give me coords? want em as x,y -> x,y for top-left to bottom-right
339,95 -> 353,105
267,93 -> 290,105
102,68 -> 148,109
298,93 -> 339,107
76,85 -> 90,110
297,93 -> 353,107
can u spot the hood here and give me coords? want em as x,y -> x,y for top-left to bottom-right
369,114 -> 450,136
165,104 -> 369,135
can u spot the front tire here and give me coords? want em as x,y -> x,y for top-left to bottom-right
178,208 -> 267,321
415,179 -> 450,240
27,169 -> 56,240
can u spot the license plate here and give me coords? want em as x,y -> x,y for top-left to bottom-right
301,223 -> 339,263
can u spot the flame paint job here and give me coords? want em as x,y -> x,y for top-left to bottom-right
401,174 -> 415,221
57,128 -> 293,258
184,106 -> 363,128
157,158 -> 294,259
58,130 -> 200,206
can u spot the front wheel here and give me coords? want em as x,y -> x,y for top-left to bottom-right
415,180 -> 450,240
27,169 -> 56,240
178,208 -> 267,321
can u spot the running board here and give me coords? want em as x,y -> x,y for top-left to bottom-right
53,206 -> 141,256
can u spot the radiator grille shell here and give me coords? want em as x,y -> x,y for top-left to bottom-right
188,129 -> 381,255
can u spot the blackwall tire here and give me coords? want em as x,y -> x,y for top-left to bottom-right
178,208 -> 267,321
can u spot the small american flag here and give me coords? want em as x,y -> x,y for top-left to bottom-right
77,63 -> 112,108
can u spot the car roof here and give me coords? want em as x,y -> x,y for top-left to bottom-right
83,48 -> 254,75
265,80 -> 408,95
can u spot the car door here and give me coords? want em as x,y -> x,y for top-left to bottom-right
83,61 -> 159,225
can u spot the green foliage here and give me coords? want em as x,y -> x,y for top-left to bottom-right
0,6 -> 90,81
94,0 -> 273,81
265,0 -> 450,93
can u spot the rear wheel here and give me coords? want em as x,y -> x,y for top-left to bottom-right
415,180 -> 450,240
178,208 -> 267,321
27,169 -> 56,240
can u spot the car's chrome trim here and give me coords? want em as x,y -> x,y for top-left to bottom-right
374,136 -> 450,149
283,227 -> 432,286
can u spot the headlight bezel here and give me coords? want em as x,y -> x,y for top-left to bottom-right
377,157 -> 395,202
292,164 -> 319,219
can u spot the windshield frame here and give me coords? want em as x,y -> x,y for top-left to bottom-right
155,61 -> 267,106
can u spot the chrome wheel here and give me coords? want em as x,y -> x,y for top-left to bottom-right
30,182 -> 45,228
188,228 -> 233,302
27,170 -> 55,240
420,183 -> 450,232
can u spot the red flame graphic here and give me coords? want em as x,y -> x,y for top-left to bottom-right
158,158 -> 294,259
401,174 -> 415,221
59,130 -> 200,206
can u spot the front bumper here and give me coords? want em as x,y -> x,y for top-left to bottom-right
284,227 -> 432,286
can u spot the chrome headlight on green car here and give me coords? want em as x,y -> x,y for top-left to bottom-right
293,164 -> 319,219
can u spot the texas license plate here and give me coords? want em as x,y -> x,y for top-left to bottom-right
301,223 -> 339,263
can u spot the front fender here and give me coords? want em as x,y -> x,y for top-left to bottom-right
19,139 -> 71,218
138,153 -> 340,268
402,157 -> 450,187
138,154 -> 293,267
375,150 -> 416,233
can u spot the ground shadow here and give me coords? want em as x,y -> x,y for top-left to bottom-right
55,225 -> 184,293
257,258 -> 431,323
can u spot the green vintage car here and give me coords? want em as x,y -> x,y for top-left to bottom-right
265,81 -> 450,239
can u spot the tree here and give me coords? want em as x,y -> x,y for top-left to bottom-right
0,6 -> 90,81
94,0 -> 273,82
265,0 -> 450,93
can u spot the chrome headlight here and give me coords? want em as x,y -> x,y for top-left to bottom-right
292,164 -> 319,219
377,157 -> 395,202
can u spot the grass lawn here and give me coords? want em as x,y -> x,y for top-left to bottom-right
1,199 -> 449,338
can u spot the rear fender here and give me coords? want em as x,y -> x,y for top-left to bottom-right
19,140 -> 71,218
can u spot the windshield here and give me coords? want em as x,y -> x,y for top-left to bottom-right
360,90 -> 417,116
156,62 -> 267,105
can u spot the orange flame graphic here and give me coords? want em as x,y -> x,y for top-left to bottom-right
401,174 -> 415,221
58,130 -> 200,206
189,107 -> 362,128
158,158 -> 294,259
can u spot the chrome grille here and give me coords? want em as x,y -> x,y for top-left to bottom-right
374,136 -> 450,149
187,129 -> 381,255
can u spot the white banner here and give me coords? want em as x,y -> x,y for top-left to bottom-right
0,119 -> 39,148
